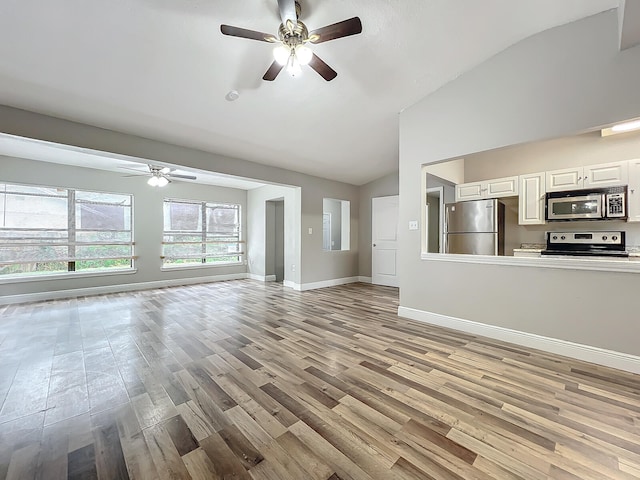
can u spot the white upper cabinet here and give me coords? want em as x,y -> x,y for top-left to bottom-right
455,182 -> 484,201
455,176 -> 518,202
628,159 -> 640,223
545,167 -> 582,192
519,172 -> 546,225
583,161 -> 628,188
546,161 -> 628,192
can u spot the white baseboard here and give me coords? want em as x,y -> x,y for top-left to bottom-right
357,276 -> 372,283
298,276 -> 361,292
398,306 -> 640,375
0,273 -> 248,305
281,276 -> 362,292
247,273 -> 277,282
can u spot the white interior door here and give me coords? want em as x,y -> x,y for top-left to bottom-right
372,195 -> 399,287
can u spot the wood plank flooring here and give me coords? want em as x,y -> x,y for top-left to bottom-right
1,280 -> 640,479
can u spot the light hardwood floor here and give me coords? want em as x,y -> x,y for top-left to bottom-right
0,280 -> 639,479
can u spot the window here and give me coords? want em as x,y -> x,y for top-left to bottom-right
0,183 -> 134,277
162,199 -> 242,267
322,198 -> 350,251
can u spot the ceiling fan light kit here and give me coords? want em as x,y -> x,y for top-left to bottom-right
141,165 -> 197,187
147,174 -> 169,187
220,0 -> 362,82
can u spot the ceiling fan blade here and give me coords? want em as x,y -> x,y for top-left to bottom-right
308,54 -> 337,81
167,174 -> 197,180
263,61 -> 284,81
220,25 -> 277,42
278,0 -> 297,26
309,17 -> 362,44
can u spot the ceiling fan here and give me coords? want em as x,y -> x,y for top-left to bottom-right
220,0 -> 362,81
121,165 -> 197,187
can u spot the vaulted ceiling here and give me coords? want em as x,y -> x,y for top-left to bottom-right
0,0 -> 626,185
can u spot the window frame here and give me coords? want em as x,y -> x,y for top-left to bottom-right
0,181 -> 135,279
161,198 -> 243,269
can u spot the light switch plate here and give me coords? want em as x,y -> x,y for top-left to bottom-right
409,220 -> 419,230
308,227 -> 313,234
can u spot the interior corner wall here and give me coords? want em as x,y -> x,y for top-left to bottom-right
398,10 -> 640,357
0,156 -> 247,301
358,171 -> 399,278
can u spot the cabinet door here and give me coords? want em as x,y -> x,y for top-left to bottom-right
583,161 -> 628,188
546,167 -> 583,192
628,159 -> 640,223
485,176 -> 519,198
519,172 -> 546,225
455,182 -> 483,202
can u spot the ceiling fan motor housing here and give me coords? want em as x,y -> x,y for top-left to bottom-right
278,20 -> 309,48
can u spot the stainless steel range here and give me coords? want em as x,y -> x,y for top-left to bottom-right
541,231 -> 628,258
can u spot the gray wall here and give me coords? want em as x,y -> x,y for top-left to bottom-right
358,171 -> 399,278
0,106 -> 361,288
399,10 -> 640,356
0,156 -> 247,300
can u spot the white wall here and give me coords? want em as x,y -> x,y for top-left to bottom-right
399,10 -> 640,357
0,156 -> 247,301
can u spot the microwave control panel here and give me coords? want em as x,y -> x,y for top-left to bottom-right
606,193 -> 626,217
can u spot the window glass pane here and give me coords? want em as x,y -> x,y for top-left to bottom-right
5,184 -> 66,196
76,231 -> 132,242
77,203 -> 126,230
74,245 -> 132,259
207,204 -> 239,234
0,262 -> 67,276
166,202 -> 201,231
0,245 -> 68,262
76,258 -> 132,271
76,191 -> 131,205
3,194 -> 67,229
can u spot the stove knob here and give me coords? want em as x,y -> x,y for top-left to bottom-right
552,235 -> 558,240
560,235 -> 566,240
612,236 -> 618,241
602,235 -> 608,241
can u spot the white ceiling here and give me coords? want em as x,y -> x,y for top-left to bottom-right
0,0 -> 620,185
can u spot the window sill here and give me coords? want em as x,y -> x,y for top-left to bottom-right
161,262 -> 244,272
421,252 -> 640,273
0,268 -> 137,284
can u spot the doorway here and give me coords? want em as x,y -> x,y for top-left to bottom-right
265,199 -> 285,282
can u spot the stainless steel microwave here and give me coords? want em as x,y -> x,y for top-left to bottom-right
545,186 -> 627,221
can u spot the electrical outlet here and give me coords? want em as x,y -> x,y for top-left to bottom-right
291,264 -> 296,272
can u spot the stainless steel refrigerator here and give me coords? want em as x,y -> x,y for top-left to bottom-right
444,199 -> 505,255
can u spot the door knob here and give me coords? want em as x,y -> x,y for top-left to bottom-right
373,244 -> 377,247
